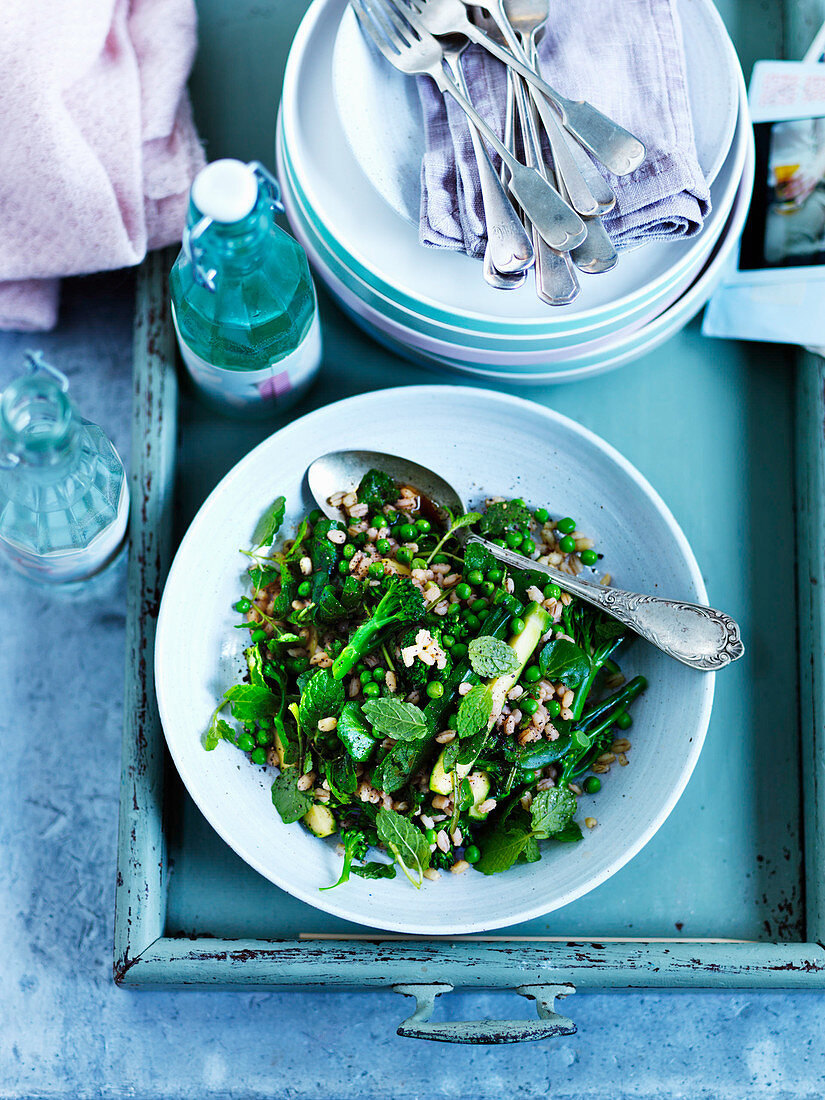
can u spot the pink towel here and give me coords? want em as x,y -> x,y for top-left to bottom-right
0,0 -> 205,331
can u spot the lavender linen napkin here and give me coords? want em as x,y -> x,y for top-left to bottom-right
418,0 -> 711,257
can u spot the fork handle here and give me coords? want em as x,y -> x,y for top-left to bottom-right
435,70 -> 586,252
464,24 -> 645,177
447,54 -> 533,274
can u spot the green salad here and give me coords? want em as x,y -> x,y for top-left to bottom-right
204,468 -> 646,888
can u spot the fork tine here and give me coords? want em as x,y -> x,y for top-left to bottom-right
350,0 -> 389,53
384,0 -> 429,38
371,0 -> 422,45
362,0 -> 411,51
352,0 -> 405,57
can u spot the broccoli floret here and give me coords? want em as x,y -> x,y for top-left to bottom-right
479,499 -> 532,538
395,625 -> 453,690
357,468 -> 398,509
331,576 -> 426,680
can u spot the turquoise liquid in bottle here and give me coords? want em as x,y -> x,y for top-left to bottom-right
0,353 -> 129,583
170,159 -> 322,419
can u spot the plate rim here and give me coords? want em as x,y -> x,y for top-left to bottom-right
155,384 -> 716,934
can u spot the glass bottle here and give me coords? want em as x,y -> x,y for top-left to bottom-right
169,158 -> 322,419
0,352 -> 129,583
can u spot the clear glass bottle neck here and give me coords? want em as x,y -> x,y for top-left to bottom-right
0,375 -> 78,470
188,193 -> 275,274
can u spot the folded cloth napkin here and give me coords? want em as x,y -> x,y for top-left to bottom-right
0,0 -> 205,331
418,0 -> 710,257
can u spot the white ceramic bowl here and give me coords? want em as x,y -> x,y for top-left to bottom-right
155,387 -> 715,934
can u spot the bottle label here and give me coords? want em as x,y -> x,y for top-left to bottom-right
172,305 -> 322,413
0,479 -> 130,583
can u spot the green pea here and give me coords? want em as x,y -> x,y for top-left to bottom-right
584,776 -> 602,794
523,665 -> 541,684
309,508 -> 323,523
250,746 -> 267,766
464,844 -> 480,864
559,535 -> 576,554
447,602 -> 461,616
479,581 -> 496,597
451,643 -> 467,659
534,508 -> 549,524
471,597 -> 487,612
511,617 -> 526,634
258,717 -> 273,729
546,699 -> 561,718
362,682 -> 381,698
505,531 -> 523,550
360,670 -> 373,685
376,538 -> 391,555
455,582 -> 472,600
616,711 -> 633,730
251,629 -> 267,643
464,612 -> 480,630
338,560 -> 349,574
477,608 -> 489,620
521,697 -> 538,716
543,583 -> 562,600
416,518 -> 432,533
467,569 -> 484,586
411,557 -> 428,570
396,547 -> 412,565
343,543 -> 356,560
557,517 -> 576,534
425,827 -> 437,845
238,733 -> 255,753
520,539 -> 536,556
255,729 -> 272,746
372,667 -> 386,682
580,549 -> 599,567
520,770 -> 538,784
235,597 -> 251,613
298,580 -> 312,597
486,567 -> 504,583
399,523 -> 417,541
426,681 -> 444,699
432,554 -> 449,565
442,633 -> 456,648
368,562 -> 385,576
491,538 -> 506,548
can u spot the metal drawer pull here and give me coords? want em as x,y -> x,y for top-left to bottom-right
393,983 -> 576,1043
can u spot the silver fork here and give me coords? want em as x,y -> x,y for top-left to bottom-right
395,0 -> 645,176
443,39 -> 534,276
483,74 -> 529,289
351,0 -> 586,251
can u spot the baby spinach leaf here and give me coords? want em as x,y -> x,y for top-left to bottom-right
270,770 -> 313,824
324,755 -> 358,800
336,702 -> 377,763
530,787 -> 577,839
298,668 -> 344,733
468,636 -> 520,679
457,683 -> 494,739
362,697 -> 428,741
252,495 -> 286,548
371,741 -> 421,793
376,807 -> 430,886
352,861 -> 397,880
539,639 -> 591,688
474,823 -> 534,875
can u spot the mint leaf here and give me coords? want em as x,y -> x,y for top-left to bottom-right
464,540 -> 495,574
376,807 -> 430,886
224,683 -> 280,722
425,511 -> 482,565
539,639 -> 591,688
475,825 -> 534,875
468,636 -> 520,679
457,728 -> 489,767
203,711 -> 234,751
253,494 -> 286,548
371,741 -> 420,793
442,737 -> 462,773
530,787 -> 577,839
520,835 -> 542,863
554,822 -> 584,843
352,861 -> 397,880
362,697 -> 428,741
271,770 -> 313,824
298,668 -> 344,734
456,683 -> 493,739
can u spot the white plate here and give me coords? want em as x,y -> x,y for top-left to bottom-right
155,388 -> 714,934
280,118 -> 754,381
281,0 -> 746,336
332,0 -> 740,226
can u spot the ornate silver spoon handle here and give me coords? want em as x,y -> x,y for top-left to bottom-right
469,536 -> 745,671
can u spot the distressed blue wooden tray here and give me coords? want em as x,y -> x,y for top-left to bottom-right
113,0 -> 825,1040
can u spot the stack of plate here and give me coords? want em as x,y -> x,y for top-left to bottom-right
277,0 -> 754,384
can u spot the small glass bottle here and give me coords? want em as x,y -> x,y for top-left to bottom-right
170,158 -> 323,418
0,352 -> 129,583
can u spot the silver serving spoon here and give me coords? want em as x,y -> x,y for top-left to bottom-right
306,450 -> 745,671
